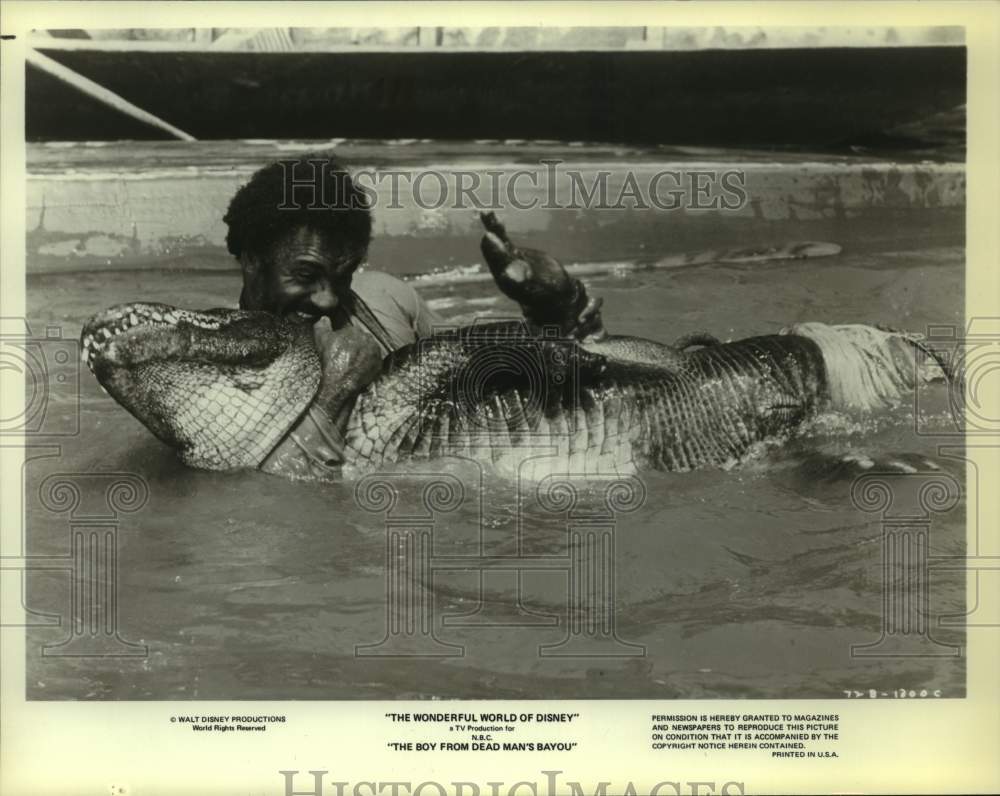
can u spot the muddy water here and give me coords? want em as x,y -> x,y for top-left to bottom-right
24,242 -> 965,699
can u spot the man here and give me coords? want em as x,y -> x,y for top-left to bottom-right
223,154 -> 604,476
225,153 -> 605,354
224,155 -> 442,357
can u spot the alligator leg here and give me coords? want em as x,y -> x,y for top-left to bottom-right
479,212 -> 697,369
479,211 -> 605,340
674,331 -> 722,351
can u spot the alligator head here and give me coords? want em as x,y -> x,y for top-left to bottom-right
81,302 -> 321,470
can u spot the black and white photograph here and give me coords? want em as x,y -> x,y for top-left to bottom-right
2,3 -> 998,795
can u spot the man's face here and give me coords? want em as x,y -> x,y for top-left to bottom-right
240,226 -> 362,318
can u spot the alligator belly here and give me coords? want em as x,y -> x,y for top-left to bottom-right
342,334 -> 829,478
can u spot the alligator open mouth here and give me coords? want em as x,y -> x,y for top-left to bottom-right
81,303 -> 250,372
81,302 -> 321,470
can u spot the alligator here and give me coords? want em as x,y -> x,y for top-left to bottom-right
80,221 -> 947,481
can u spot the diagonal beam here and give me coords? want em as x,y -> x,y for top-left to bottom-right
26,47 -> 197,141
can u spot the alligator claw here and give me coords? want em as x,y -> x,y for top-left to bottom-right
479,212 -> 603,339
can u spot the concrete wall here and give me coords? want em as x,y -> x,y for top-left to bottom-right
26,142 -> 965,275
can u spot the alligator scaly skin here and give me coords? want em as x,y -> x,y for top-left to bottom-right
343,327 -> 828,477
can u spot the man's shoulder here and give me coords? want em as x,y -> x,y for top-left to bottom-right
349,268 -> 425,351
352,269 -> 417,305
351,267 -> 443,347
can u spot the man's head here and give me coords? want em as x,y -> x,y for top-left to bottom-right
224,154 -> 373,318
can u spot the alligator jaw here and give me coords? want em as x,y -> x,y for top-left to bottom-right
81,302 -> 322,471
82,302 -> 195,372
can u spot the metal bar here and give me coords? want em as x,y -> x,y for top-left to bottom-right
26,47 -> 197,141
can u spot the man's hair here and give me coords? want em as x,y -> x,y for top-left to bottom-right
223,153 -> 373,262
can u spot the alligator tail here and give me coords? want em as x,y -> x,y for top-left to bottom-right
785,322 -> 950,411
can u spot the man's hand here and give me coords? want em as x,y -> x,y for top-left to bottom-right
311,317 -> 384,418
